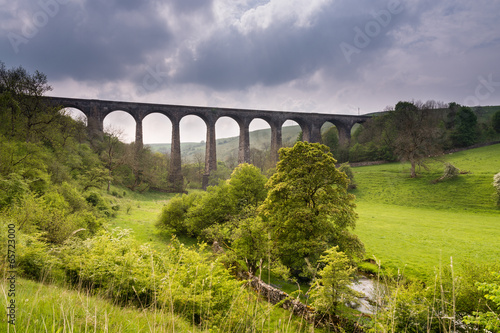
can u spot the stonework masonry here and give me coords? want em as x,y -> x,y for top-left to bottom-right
43,96 -> 370,192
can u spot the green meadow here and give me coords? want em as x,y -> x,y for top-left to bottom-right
353,144 -> 500,280
3,143 -> 497,332
99,144 -> 500,283
0,278 -> 197,333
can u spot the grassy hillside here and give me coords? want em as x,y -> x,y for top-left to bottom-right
148,125 -> 302,163
353,144 -> 500,280
148,105 -> 500,164
0,278 -> 198,333
474,105 -> 500,123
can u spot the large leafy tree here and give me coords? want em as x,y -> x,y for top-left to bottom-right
386,101 -> 443,178
0,61 -> 62,143
492,110 -> 500,133
451,106 -> 478,147
158,163 -> 268,240
260,141 -> 363,278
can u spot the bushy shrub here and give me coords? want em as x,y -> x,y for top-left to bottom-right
5,189 -> 104,244
372,281 -> 429,332
159,164 -> 268,240
338,163 -> 357,189
185,180 -> 236,236
156,192 -> 204,233
464,272 -> 500,332
0,173 -> 30,210
207,161 -> 232,186
58,182 -> 89,213
85,191 -> 113,217
71,210 -> 104,236
60,230 -> 255,330
16,233 -> 63,281
442,162 -> 460,180
310,246 -> 360,315
494,172 -> 500,206
227,163 -> 268,208
453,262 -> 500,315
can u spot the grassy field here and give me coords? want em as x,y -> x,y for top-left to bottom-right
5,142 -> 498,331
0,278 -> 198,333
106,189 -> 176,249
353,143 -> 500,280
112,143 -> 500,283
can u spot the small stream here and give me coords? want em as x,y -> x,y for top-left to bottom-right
350,277 -> 379,315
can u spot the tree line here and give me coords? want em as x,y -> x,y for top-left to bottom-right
338,100 -> 500,177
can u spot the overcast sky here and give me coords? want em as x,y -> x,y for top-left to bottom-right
2,0 -> 500,143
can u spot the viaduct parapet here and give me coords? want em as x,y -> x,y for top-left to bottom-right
43,96 -> 370,191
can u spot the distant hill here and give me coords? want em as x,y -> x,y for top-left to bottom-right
147,125 -> 302,163
147,105 -> 500,163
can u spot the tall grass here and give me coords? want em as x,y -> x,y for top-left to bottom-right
2,223 -> 319,332
0,277 -> 198,332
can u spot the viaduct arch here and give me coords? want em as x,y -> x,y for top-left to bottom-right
43,96 -> 370,191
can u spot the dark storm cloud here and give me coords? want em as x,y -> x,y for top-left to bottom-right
1,0 -> 499,111
1,0 -> 174,81
174,0 -> 411,90
170,0 -> 214,14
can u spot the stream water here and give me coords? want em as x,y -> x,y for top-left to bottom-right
350,277 -> 378,314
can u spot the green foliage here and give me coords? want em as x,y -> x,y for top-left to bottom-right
230,216 -> 271,274
159,164 -> 268,241
3,184 -> 104,244
16,233 -> 63,281
207,161 -> 232,186
310,246 -> 360,314
0,172 -> 29,209
322,126 -> 339,152
388,101 -> 443,177
371,262 -> 500,332
0,278 -> 198,332
350,115 -> 398,163
156,192 -> 205,233
494,172 -> 500,206
372,281 -> 429,333
0,138 -> 52,195
0,61 -> 60,143
338,162 -> 357,189
157,164 -> 271,273
453,262 -> 500,316
260,141 -> 363,278
464,272 -> 500,331
58,181 -> 89,212
227,163 -> 268,208
182,159 -> 204,189
493,110 -> 500,133
451,106 -> 478,147
185,180 -> 236,236
60,230 -> 255,330
85,191 -> 114,217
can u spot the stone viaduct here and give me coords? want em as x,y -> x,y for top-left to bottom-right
43,96 -> 370,191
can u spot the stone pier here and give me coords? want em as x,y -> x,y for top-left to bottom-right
43,96 -> 370,192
